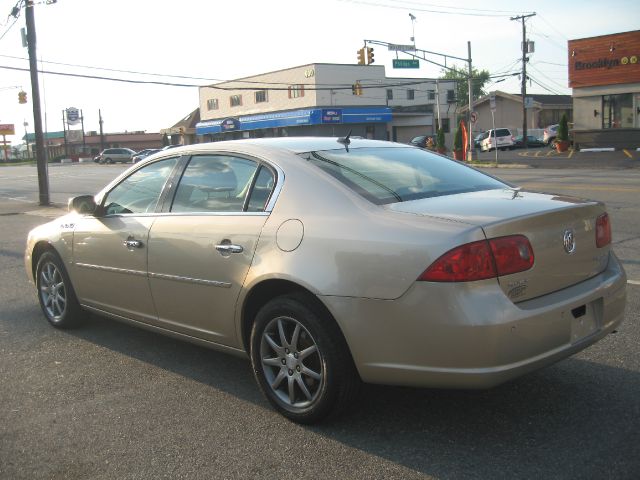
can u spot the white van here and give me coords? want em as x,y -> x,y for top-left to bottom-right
479,128 -> 515,152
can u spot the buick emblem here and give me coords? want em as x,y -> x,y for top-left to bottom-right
563,229 -> 576,254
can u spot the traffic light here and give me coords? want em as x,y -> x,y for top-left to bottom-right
18,90 -> 27,104
366,47 -> 375,65
357,48 -> 365,65
351,81 -> 363,96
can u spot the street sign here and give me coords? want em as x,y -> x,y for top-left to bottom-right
524,96 -> 534,109
470,112 -> 478,124
489,92 -> 496,111
388,44 -> 416,51
392,59 -> 419,69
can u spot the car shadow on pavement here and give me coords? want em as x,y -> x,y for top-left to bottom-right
55,311 -> 640,479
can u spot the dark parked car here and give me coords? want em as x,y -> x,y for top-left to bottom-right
132,149 -> 160,163
409,135 -> 431,148
514,135 -> 545,148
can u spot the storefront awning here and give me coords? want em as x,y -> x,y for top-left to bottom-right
195,107 -> 392,135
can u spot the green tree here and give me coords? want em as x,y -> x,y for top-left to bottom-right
557,113 -> 569,141
453,125 -> 463,151
436,128 -> 445,151
440,65 -> 491,107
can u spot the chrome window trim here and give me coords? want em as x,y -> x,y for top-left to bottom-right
101,211 -> 270,219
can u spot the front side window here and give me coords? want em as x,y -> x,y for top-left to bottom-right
171,155 -> 261,213
302,147 -> 505,205
603,93 -> 633,128
102,157 -> 179,215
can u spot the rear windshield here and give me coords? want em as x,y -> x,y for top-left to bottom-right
300,147 -> 507,205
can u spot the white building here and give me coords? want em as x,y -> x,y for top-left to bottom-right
196,63 -> 457,145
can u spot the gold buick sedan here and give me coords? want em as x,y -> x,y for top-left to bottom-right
25,137 -> 627,423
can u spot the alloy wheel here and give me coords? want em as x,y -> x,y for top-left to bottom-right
39,261 -> 67,321
260,316 -> 324,409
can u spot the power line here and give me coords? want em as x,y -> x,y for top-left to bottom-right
338,0 -> 530,17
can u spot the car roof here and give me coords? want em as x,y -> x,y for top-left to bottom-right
152,137 -> 405,155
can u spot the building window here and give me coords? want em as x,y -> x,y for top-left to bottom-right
446,90 -> 456,103
387,89 -> 393,100
407,89 -> 415,100
230,95 -> 242,107
255,90 -> 268,103
428,90 -> 435,100
206,98 -> 219,111
437,118 -> 450,133
288,85 -> 305,98
602,93 -> 633,128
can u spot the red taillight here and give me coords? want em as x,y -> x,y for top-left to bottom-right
596,213 -> 611,248
489,235 -> 534,276
419,235 -> 534,282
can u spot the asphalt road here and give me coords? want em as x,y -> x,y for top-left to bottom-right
1,160 -> 639,479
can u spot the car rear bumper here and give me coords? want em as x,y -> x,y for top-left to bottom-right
321,252 -> 626,389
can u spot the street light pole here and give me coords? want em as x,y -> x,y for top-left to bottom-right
25,1 -> 49,205
511,13 -> 536,149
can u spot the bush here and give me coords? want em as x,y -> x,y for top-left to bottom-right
436,129 -> 445,150
557,113 -> 569,142
453,126 -> 463,150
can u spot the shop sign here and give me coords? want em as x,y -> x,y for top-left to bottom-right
66,107 -> 80,125
321,109 -> 342,124
0,124 -> 16,135
221,118 -> 240,131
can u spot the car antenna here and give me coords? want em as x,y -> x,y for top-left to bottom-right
337,130 -> 352,152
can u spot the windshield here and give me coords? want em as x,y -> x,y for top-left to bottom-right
300,147 -> 507,205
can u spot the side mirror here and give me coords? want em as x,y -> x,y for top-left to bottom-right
68,195 -> 98,215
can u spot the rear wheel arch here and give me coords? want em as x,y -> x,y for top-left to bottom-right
240,279 -> 347,354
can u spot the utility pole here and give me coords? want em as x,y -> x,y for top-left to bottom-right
99,109 -> 105,151
467,41 -> 474,161
511,13 -> 536,149
25,1 -> 49,205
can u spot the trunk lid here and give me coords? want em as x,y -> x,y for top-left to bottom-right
387,189 -> 610,302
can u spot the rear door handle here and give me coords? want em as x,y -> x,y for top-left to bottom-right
123,238 -> 144,249
215,244 -> 244,255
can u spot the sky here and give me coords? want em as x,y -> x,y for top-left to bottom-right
0,0 -> 638,145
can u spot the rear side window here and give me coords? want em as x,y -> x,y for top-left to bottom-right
171,155 -> 259,213
302,147 -> 506,205
495,129 -> 512,137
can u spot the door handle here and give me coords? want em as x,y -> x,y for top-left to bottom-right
215,244 -> 244,254
123,238 -> 144,249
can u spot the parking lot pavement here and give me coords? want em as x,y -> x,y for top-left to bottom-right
472,148 -> 639,169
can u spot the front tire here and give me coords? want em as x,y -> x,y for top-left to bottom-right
250,294 -> 360,424
35,251 -> 84,329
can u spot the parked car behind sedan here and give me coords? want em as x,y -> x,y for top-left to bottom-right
479,128 -> 515,151
132,149 -> 160,163
543,124 -> 559,145
25,137 -> 627,424
514,135 -> 545,148
96,148 -> 137,164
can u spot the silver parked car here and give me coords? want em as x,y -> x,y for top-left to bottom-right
97,148 -> 137,164
25,137 -> 626,423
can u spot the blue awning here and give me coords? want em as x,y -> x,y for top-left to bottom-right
196,107 -> 392,135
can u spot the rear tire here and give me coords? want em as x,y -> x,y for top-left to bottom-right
35,251 -> 84,329
250,293 -> 361,424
